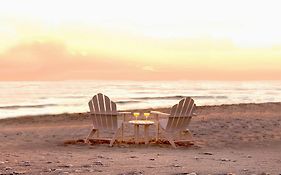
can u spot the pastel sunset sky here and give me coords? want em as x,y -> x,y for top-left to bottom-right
0,0 -> 281,80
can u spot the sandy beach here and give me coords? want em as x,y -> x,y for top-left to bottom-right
0,102 -> 281,175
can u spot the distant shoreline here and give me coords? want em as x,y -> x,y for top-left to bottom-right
1,101 -> 281,121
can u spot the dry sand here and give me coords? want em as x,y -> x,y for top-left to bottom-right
0,103 -> 281,175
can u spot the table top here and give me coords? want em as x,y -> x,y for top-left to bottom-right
128,120 -> 154,125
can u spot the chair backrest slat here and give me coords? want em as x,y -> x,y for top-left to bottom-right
174,98 -> 185,116
166,103 -> 178,130
104,96 -> 113,130
97,93 -> 106,113
88,93 -> 118,131
98,94 -> 108,128
104,96 -> 112,113
183,98 -> 194,116
91,95 -> 102,130
179,98 -> 189,116
170,103 -> 178,117
173,98 -> 187,129
88,100 -> 97,128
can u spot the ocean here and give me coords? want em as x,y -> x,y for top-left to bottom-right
0,80 -> 281,119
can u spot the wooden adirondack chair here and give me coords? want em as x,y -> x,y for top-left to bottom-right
151,97 -> 196,148
85,93 -> 130,146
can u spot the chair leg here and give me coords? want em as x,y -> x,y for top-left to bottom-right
85,129 -> 97,143
166,134 -> 177,148
121,123 -> 124,142
160,128 -> 177,148
156,122 -> 159,141
184,129 -> 193,140
110,128 -> 121,147
96,130 -> 99,138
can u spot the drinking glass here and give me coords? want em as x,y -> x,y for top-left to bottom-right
133,112 -> 140,120
144,112 -> 150,120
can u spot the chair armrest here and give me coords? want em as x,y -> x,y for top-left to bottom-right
118,111 -> 132,121
150,111 -> 170,116
151,111 -> 169,122
90,112 -> 118,115
117,111 -> 132,115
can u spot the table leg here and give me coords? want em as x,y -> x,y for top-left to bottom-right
144,125 -> 149,144
121,123 -> 124,141
156,122 -> 159,141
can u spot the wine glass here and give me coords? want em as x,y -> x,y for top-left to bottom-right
144,112 -> 150,120
133,112 -> 140,120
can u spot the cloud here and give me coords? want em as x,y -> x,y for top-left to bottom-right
0,41 -> 136,80
0,41 -> 281,80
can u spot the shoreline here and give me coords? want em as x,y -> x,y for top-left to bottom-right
1,101 -> 281,121
1,102 -> 281,174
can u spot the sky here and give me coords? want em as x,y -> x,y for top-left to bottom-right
0,0 -> 281,80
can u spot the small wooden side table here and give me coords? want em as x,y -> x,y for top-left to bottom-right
128,120 -> 155,144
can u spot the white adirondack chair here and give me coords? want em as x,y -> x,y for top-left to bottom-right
151,97 -> 196,148
85,93 -> 130,146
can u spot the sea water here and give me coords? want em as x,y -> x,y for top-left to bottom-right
0,80 -> 281,118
